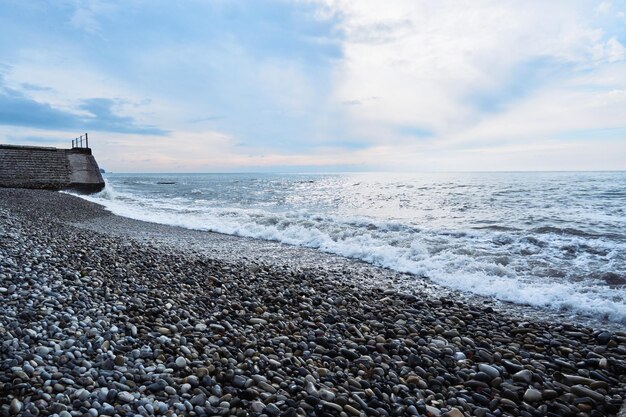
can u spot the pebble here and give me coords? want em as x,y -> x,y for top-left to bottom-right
117,391 -> 135,403
478,363 -> 500,379
319,388 -> 336,401
264,403 -> 281,416
0,190 -> 624,417
444,409 -> 465,417
596,331 -> 612,344
512,369 -> 533,384
232,375 -> 248,388
9,399 -> 22,414
190,393 -> 206,406
570,384 -> 605,402
75,388 -> 90,401
523,388 -> 542,403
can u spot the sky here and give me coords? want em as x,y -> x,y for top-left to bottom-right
0,0 -> 625,172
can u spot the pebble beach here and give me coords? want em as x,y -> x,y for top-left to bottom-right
1,188 -> 625,417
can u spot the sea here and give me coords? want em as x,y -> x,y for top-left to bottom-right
76,172 -> 626,324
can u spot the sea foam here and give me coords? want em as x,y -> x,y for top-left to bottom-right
75,173 -> 626,323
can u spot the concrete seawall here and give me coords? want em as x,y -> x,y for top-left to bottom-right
0,144 -> 105,193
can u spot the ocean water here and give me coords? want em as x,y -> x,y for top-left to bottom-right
77,172 -> 626,323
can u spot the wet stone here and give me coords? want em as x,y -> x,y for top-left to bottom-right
478,364 -> 500,379
117,391 -> 135,403
9,399 -> 22,415
523,388 -> 542,403
512,370 -> 533,384
264,403 -> 281,416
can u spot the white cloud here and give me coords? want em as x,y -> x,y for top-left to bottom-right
93,130 -> 377,172
304,0 -> 626,169
3,1 -> 625,171
605,38 -> 626,62
596,1 -> 612,14
69,0 -> 116,34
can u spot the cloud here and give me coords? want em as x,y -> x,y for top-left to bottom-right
5,135 -> 68,145
80,98 -> 167,135
86,128 -> 380,173
605,38 -> 626,62
2,1 -> 625,171
69,0 -> 116,34
0,85 -> 79,130
0,78 -> 166,135
20,82 -> 53,92
306,1 -> 626,166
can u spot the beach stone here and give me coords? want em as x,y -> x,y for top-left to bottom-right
523,388 -> 542,403
75,388 -> 90,401
443,409 -> 465,417
344,404 -> 360,416
9,399 -> 22,414
147,381 -> 166,392
426,405 -> 441,416
210,323 -> 225,332
191,393 -> 207,406
251,401 -> 265,413
36,346 -> 51,356
501,359 -> 524,373
596,331 -> 612,344
102,403 -> 115,415
512,369 -> 533,383
232,375 -> 248,388
258,381 -> 277,393
156,327 -> 171,335
117,391 -> 134,403
264,403 -> 280,416
570,384 -> 605,402
1,189 -> 625,417
319,388 -> 336,401
322,401 -> 343,413
478,364 -> 500,379
407,405 -> 419,415
473,372 -> 492,383
305,381 -> 318,396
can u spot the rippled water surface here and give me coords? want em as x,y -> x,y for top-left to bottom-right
78,172 -> 626,322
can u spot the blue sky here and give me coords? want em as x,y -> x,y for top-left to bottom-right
1,0 -> 625,172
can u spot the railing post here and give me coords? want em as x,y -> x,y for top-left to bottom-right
71,133 -> 90,148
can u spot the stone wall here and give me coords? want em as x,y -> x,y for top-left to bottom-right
0,144 -> 105,193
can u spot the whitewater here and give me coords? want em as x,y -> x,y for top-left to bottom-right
75,172 -> 626,323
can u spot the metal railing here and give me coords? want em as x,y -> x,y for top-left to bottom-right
72,133 -> 89,149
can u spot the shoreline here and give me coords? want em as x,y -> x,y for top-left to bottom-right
56,189 -> 626,330
1,188 -> 625,416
